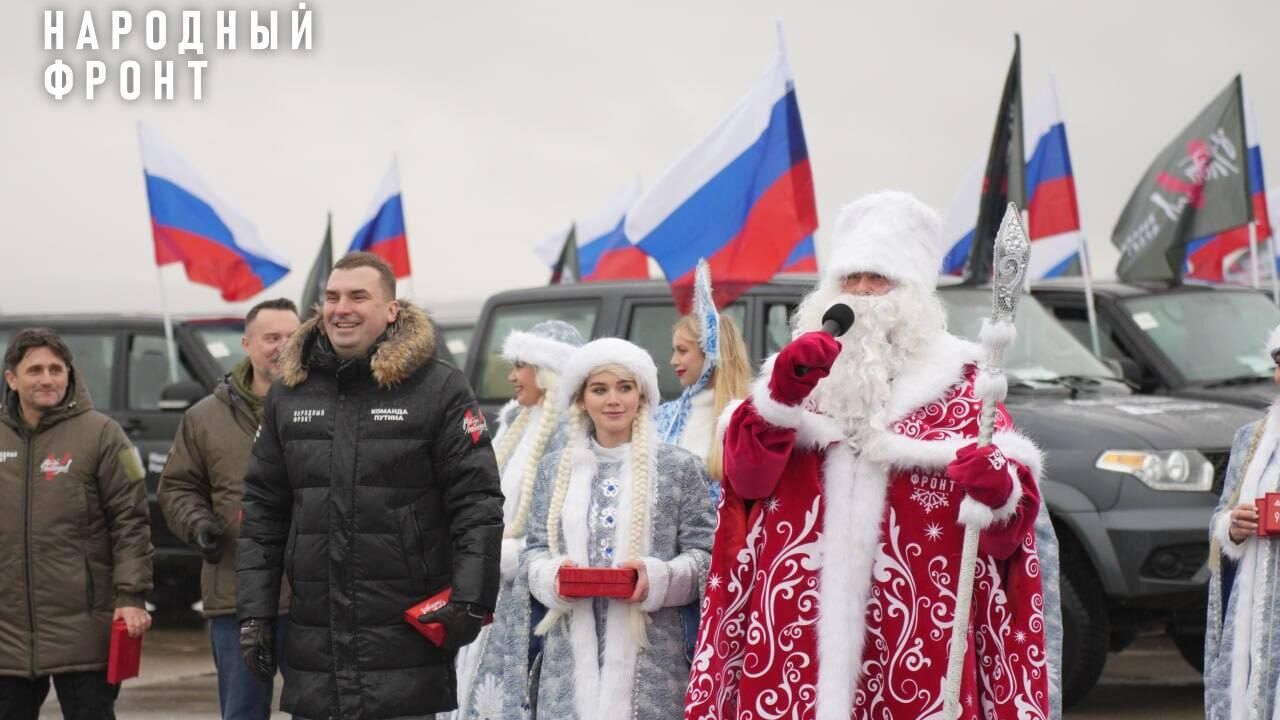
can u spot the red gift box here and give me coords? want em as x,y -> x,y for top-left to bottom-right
106,619 -> 142,684
557,567 -> 638,599
1256,493 -> 1280,536
404,588 -> 493,646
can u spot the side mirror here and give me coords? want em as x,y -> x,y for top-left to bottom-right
158,381 -> 206,411
1103,356 -> 1149,389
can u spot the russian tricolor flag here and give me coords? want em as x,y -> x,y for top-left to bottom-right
349,159 -> 411,278
940,165 -> 983,276
780,235 -> 818,273
139,124 -> 290,302
624,45 -> 817,311
577,180 -> 649,281
1023,78 -> 1085,279
1184,100 -> 1270,284
941,78 -> 1087,280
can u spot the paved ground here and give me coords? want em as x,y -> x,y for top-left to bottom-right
38,616 -> 1203,719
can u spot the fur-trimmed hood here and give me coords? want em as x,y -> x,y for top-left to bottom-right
279,302 -> 436,388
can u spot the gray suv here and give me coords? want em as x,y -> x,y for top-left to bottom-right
464,276 -> 1259,706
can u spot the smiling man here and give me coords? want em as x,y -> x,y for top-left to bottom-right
235,252 -> 504,720
0,328 -> 154,720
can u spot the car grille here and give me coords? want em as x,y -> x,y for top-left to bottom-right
1205,450 -> 1230,496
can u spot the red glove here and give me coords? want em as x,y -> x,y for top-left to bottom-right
947,443 -> 1014,510
769,332 -> 842,406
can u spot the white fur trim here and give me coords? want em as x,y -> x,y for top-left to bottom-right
884,333 -> 982,423
1268,323 -> 1280,357
978,318 -> 1018,351
638,556 -> 671,613
503,330 -> 579,375
500,537 -> 523,583
529,555 -> 572,613
956,465 -> 1024,530
815,444 -> 889,720
1213,510 -> 1248,561
973,370 -> 1008,404
823,191 -> 945,289
749,358 -> 843,448
557,338 -> 661,413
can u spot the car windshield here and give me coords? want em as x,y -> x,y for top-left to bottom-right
941,288 -> 1121,385
1121,290 -> 1280,383
190,323 -> 246,373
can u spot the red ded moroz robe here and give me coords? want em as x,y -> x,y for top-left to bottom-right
685,334 -> 1049,720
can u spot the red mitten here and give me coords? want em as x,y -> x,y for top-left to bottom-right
769,332 -> 843,406
947,442 -> 1014,510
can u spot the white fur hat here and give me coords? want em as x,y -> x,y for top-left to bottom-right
1268,323 -> 1280,359
557,338 -> 661,413
501,320 -> 585,375
824,190 -> 945,289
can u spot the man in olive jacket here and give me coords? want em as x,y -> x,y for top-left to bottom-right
237,253 -> 504,720
0,328 -> 154,719
158,298 -> 299,720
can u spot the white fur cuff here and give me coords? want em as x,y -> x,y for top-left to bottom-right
957,465 -> 1024,530
500,537 -> 524,583
1214,510 -> 1249,561
529,556 -> 572,612
749,367 -> 844,449
638,557 -> 672,614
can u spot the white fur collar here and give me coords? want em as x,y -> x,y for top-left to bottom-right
884,332 -> 981,423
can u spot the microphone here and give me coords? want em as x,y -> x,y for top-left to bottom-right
795,303 -> 856,377
820,303 -> 856,338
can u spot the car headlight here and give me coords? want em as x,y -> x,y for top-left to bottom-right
1095,449 -> 1214,492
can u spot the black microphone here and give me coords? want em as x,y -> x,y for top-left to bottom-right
795,303 -> 856,376
820,303 -> 856,338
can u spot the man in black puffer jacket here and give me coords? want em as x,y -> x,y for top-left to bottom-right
236,252 -> 503,720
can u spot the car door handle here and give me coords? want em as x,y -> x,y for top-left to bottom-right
121,417 -> 145,435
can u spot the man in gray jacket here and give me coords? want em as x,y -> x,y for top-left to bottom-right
159,299 -> 299,720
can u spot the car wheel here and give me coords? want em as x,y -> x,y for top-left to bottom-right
1060,553 -> 1109,708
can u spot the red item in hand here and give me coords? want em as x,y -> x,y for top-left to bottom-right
107,619 -> 142,684
769,332 -> 843,406
1256,493 -> 1280,536
558,567 -> 638,598
404,588 -> 493,646
946,442 -> 1014,510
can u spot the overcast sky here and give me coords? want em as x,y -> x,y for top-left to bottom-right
2,0 -> 1278,316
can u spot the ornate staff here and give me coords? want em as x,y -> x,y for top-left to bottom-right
941,203 -> 1031,719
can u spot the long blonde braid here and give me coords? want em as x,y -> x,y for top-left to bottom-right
493,404 -> 532,470
545,408 -> 581,557
505,391 -> 560,538
626,406 -> 652,563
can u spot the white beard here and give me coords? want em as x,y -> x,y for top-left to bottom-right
792,281 -> 946,438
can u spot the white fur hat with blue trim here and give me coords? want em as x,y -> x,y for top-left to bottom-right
501,320 -> 585,375
557,338 -> 661,413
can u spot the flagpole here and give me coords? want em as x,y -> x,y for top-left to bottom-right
156,268 -> 180,383
1268,230 -> 1280,304
1249,222 -> 1263,289
1077,235 -> 1103,357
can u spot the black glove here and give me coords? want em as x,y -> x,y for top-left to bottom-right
416,602 -> 486,651
195,521 -> 225,564
239,618 -> 275,683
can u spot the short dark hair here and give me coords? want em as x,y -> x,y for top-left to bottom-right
332,252 -> 397,300
245,298 -> 299,326
4,328 -> 73,373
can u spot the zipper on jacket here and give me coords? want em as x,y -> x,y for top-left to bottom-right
83,555 -> 95,612
23,431 -> 37,675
